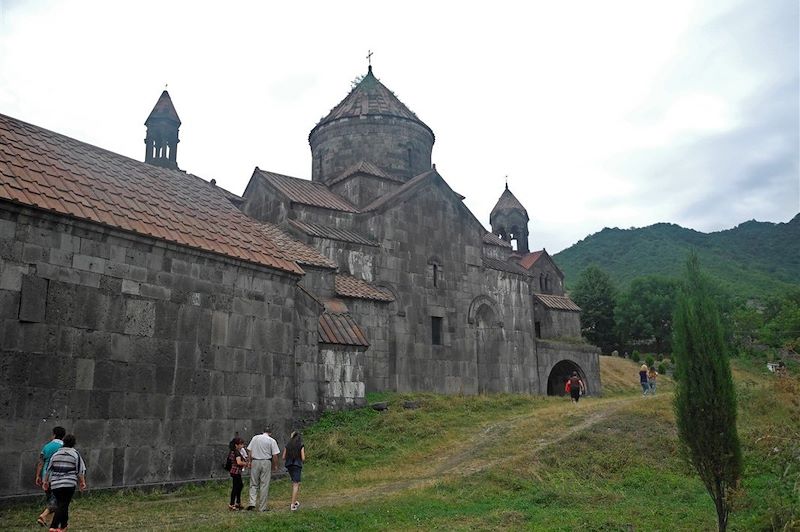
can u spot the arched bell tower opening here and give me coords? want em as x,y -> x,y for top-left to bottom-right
547,360 -> 586,396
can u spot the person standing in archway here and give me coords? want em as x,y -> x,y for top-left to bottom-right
567,371 -> 585,403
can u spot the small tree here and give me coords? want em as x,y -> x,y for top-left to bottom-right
673,253 -> 742,532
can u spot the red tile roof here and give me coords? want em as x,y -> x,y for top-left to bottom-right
289,219 -> 378,247
335,274 -> 395,302
318,311 -> 370,347
518,250 -> 544,270
0,113 -> 302,275
256,222 -> 337,269
534,294 -> 581,312
483,232 -> 512,248
311,67 -> 433,139
255,169 -> 359,213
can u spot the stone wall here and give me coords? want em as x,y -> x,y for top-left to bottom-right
310,117 -> 434,182
0,204 -> 317,498
320,346 -> 366,410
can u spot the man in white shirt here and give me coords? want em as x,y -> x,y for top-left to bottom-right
246,426 -> 280,511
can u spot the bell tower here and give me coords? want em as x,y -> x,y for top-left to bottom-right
490,183 -> 530,253
144,90 -> 181,170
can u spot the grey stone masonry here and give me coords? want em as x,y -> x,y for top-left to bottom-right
0,204 -> 317,498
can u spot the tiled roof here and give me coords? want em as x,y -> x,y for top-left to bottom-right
518,250 -> 544,270
255,169 -> 359,213
335,274 -> 395,302
318,311 -> 370,347
328,160 -> 402,186
483,232 -> 512,248
534,294 -> 581,312
0,113 -> 302,275
490,185 -> 528,220
289,219 -> 378,247
311,67 -> 432,139
257,222 -> 337,269
146,90 -> 181,125
482,256 -> 531,277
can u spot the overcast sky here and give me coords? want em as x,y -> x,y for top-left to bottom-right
0,0 -> 797,253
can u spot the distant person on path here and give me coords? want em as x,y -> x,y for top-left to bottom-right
648,366 -> 659,395
639,364 -> 649,395
43,434 -> 86,532
246,426 -> 280,512
566,371 -> 586,403
282,431 -> 306,511
228,437 -> 248,510
34,425 -> 65,527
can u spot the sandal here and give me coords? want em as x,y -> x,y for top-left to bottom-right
37,516 -> 47,527
228,504 -> 237,511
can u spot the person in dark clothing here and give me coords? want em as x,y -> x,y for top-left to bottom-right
567,371 -> 585,403
282,431 -> 306,511
43,434 -> 86,532
228,438 -> 248,510
639,364 -> 650,395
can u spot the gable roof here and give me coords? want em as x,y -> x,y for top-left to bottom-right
335,274 -> 395,302
533,294 -> 581,312
146,90 -> 181,126
490,185 -> 528,221
327,160 -> 402,186
289,219 -> 378,247
361,169 -> 437,213
311,66 -> 433,139
482,256 -> 531,277
518,249 -> 564,278
0,113 -> 302,275
254,168 -> 359,213
257,222 -> 337,269
483,232 -> 512,248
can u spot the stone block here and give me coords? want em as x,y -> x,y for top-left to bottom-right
124,299 -> 155,337
0,219 -> 15,239
72,254 -> 107,274
0,262 -> 26,290
121,279 -> 140,295
75,358 -> 95,390
18,275 -> 47,322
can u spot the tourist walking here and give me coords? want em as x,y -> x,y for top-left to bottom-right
246,426 -> 280,512
639,364 -> 649,395
34,426 -> 65,527
283,431 -> 306,511
648,365 -> 659,395
43,434 -> 86,532
228,437 -> 248,510
566,371 -> 586,403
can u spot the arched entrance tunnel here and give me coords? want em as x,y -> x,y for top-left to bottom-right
547,360 -> 586,396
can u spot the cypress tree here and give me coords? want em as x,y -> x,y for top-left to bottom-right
672,253 -> 742,532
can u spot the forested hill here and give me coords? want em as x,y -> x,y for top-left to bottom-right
553,213 -> 800,298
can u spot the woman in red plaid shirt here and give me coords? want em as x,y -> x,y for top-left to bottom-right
228,438 -> 248,510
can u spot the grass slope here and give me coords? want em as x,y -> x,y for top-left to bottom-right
553,214 -> 800,298
1,358 -> 797,531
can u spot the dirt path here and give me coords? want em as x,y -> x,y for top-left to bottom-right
306,395 -> 638,508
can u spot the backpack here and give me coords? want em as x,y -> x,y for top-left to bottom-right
569,376 -> 581,390
223,451 -> 233,472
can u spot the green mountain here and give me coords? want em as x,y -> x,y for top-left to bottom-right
554,213 -> 800,299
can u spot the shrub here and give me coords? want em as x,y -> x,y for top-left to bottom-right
631,351 -> 641,362
645,355 -> 655,367
657,363 -> 666,374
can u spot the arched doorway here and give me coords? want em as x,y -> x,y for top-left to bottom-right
547,360 -> 586,396
476,303 -> 501,394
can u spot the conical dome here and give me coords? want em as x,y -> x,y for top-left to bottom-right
309,67 -> 435,184
145,90 -> 181,126
490,185 -> 529,222
312,66 -> 432,135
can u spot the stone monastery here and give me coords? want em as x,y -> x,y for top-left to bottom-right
0,66 -> 599,497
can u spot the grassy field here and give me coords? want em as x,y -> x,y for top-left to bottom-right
1,357 -> 797,531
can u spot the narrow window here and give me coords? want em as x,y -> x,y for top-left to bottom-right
431,317 -> 443,345
432,264 -> 439,287
534,321 -> 542,339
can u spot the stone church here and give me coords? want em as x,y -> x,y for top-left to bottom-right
0,66 -> 598,498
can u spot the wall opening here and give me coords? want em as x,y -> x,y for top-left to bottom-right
431,316 -> 443,345
546,360 -> 585,396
